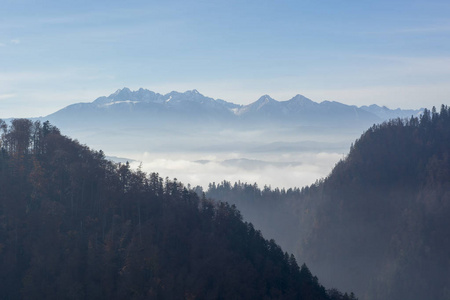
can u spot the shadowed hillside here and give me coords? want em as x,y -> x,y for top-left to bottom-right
0,119 -> 354,300
207,105 -> 450,300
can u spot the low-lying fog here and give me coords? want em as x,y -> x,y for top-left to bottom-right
124,151 -> 343,189
68,126 -> 359,189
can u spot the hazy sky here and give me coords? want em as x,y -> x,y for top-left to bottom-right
1,0 -> 450,117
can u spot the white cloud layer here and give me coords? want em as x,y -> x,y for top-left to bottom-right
126,151 -> 343,189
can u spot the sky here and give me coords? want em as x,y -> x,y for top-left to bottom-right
1,0 -> 450,117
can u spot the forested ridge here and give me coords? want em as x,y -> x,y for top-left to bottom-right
207,105 -> 450,300
0,119 -> 354,299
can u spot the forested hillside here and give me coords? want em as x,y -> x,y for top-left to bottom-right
207,105 -> 450,300
0,119 -> 353,299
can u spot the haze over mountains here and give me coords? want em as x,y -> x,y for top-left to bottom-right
0,87 -> 424,188
31,88 -> 423,189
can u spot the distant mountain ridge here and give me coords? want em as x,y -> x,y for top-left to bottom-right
360,104 -> 422,120
44,87 -> 423,130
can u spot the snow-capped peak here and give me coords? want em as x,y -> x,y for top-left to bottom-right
103,100 -> 139,107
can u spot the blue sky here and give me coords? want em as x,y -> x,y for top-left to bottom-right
1,0 -> 450,117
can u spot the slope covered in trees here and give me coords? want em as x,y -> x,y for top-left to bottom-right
0,119 -> 353,299
207,105 -> 450,300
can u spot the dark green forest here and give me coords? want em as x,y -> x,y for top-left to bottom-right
0,119 -> 355,299
207,105 -> 450,300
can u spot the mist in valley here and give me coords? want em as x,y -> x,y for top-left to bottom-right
60,124 -> 356,189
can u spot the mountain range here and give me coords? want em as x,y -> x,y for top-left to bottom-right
44,88 -> 423,130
